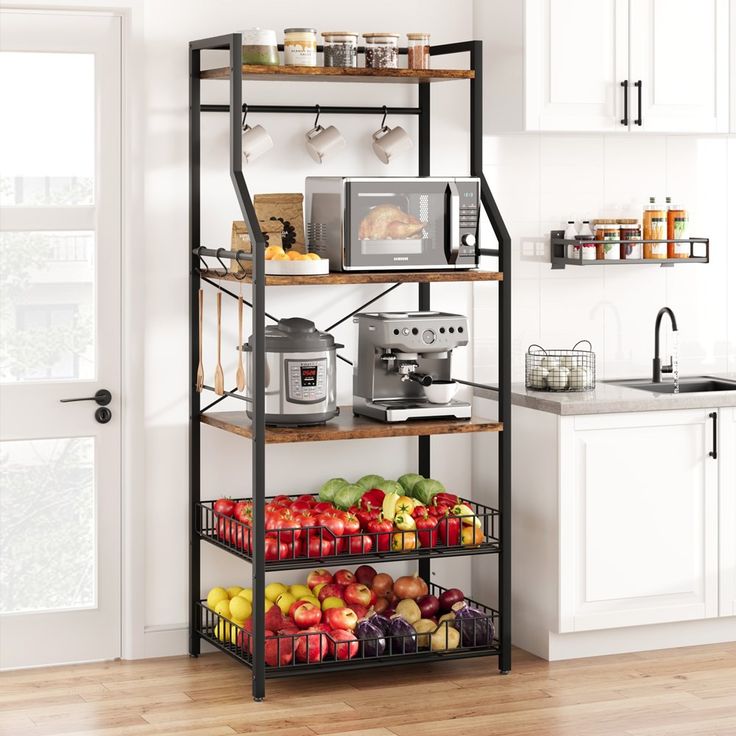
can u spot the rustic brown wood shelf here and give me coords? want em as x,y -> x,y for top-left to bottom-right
202,268 -> 502,286
200,65 -> 474,83
201,409 -> 502,444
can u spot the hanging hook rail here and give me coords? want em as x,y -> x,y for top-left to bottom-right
200,104 -> 422,116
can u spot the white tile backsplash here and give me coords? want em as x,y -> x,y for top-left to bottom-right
479,132 -> 735,383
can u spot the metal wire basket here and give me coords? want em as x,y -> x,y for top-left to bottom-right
525,340 -> 596,392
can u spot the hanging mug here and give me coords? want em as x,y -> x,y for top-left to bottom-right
242,124 -> 273,164
372,124 -> 413,164
305,124 -> 345,163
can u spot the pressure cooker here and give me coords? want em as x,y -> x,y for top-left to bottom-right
243,317 -> 342,426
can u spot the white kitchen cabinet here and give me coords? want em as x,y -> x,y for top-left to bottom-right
719,408 -> 736,616
559,409 -> 719,632
629,0 -> 729,133
480,0 -> 731,133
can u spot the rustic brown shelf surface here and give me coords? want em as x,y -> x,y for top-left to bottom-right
202,268 -> 502,286
200,409 -> 502,443
200,65 -> 474,83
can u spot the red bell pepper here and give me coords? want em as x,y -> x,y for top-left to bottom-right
433,492 -> 459,509
359,488 -> 386,513
414,510 -> 439,548
437,514 -> 461,546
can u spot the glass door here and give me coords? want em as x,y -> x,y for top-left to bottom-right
0,10 -> 122,667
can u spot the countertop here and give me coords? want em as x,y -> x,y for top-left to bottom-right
474,373 -> 736,415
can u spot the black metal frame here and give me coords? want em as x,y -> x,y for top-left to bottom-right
189,34 -> 512,700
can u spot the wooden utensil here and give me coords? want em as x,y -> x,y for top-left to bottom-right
214,292 -> 225,395
196,289 -> 205,392
236,283 -> 246,391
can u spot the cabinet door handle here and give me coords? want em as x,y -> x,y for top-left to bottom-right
620,80 -> 629,126
634,80 -> 643,126
708,412 -> 718,460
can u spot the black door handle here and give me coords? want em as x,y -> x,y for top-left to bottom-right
708,412 -> 718,459
95,407 -> 112,424
60,389 -> 112,406
634,80 -> 643,126
620,80 -> 629,126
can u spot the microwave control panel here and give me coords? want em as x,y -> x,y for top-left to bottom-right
458,183 -> 480,260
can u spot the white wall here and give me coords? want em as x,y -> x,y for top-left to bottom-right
141,0 -> 477,655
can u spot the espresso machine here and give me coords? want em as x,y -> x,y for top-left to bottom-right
353,311 -> 472,422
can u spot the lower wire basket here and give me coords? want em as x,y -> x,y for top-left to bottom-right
196,582 -> 500,676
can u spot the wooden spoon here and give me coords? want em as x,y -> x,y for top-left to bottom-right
196,289 -> 205,392
214,291 -> 225,395
236,283 -> 246,391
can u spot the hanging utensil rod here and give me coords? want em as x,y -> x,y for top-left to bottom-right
200,104 -> 422,115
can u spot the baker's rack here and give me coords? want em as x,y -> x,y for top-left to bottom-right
189,35 -> 511,700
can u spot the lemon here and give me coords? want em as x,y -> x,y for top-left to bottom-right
214,598 -> 231,619
206,587 -> 229,610
265,582 -> 288,602
229,595 -> 252,621
226,586 -> 243,599
289,584 -> 312,600
264,245 -> 285,261
237,588 -> 253,603
287,250 -> 303,260
272,252 -> 289,261
216,620 -> 237,644
305,253 -> 321,261
276,592 -> 296,616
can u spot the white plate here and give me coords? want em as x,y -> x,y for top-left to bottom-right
265,258 -> 330,276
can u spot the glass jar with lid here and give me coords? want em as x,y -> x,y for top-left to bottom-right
283,28 -> 317,67
592,219 -> 620,260
322,32 -> 359,67
618,219 -> 642,259
242,28 -> 279,66
363,33 -> 400,69
407,33 -> 430,69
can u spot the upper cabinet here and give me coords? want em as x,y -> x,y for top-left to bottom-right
480,0 -> 731,133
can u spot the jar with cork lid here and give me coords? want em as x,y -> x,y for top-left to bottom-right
618,219 -> 642,259
363,33 -> 400,69
592,219 -> 620,260
407,33 -> 430,69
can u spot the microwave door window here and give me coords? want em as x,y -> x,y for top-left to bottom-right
347,184 -> 448,268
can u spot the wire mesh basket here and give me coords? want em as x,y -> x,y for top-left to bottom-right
525,340 -> 596,392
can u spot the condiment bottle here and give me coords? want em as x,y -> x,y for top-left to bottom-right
643,197 -> 665,259
592,219 -> 620,260
666,199 -> 689,258
407,33 -> 430,69
283,28 -> 318,67
618,219 -> 642,259
564,220 -> 578,259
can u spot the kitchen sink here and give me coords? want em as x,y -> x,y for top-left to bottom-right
607,376 -> 736,394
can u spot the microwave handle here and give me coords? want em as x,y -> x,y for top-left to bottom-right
446,181 -> 460,264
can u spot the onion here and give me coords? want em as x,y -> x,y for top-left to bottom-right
373,597 -> 390,614
438,587 -> 464,612
388,615 -> 418,654
393,574 -> 429,600
451,601 -> 494,647
355,565 -> 377,586
371,573 -> 394,597
355,619 -> 386,657
367,612 -> 391,636
416,594 -> 440,619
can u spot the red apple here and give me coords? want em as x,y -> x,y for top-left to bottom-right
324,606 -> 358,632
328,630 -> 359,660
289,598 -> 315,619
343,583 -> 373,608
264,633 -> 293,667
307,568 -> 334,590
265,605 -> 290,632
333,569 -> 355,586
292,602 -> 322,629
295,629 -> 328,663
354,564 -> 378,586
311,622 -> 331,634
349,603 -> 368,620
280,625 -> 299,636
317,583 -> 345,603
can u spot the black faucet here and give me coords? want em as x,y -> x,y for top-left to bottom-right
653,307 -> 679,383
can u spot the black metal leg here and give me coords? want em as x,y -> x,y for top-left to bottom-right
188,42 -> 201,659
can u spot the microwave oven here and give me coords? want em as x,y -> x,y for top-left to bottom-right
305,177 -> 480,271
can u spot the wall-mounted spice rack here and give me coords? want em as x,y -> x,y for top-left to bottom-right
550,230 -> 710,270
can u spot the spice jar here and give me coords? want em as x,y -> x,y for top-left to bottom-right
642,196 -> 666,259
283,28 -> 317,67
646,216 -> 668,258
593,220 -> 620,260
666,201 -> 689,258
242,28 -> 279,66
407,33 -> 430,69
618,219 -> 642,260
322,31 -> 358,68
363,33 -> 400,69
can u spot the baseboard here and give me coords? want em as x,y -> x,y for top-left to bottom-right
547,616 -> 736,660
143,623 -> 189,658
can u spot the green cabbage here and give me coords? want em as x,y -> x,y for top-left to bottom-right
412,478 -> 446,506
356,474 -> 384,491
375,480 -> 404,496
398,473 -> 424,497
333,483 -> 365,510
318,477 -> 349,503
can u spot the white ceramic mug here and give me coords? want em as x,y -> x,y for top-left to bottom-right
242,124 -> 273,164
304,124 -> 345,163
372,124 -> 413,164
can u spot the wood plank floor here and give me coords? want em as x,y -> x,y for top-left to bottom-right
2,644 -> 736,736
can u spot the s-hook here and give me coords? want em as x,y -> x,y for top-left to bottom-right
241,103 -> 248,130
313,104 -> 321,130
215,248 -> 229,273
233,250 -> 248,280
379,104 -> 388,131
197,247 -> 210,275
